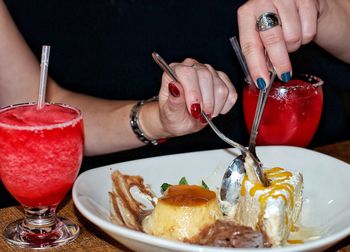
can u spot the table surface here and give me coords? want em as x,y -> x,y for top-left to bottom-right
1,141 -> 350,252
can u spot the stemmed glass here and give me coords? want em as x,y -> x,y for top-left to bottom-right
0,102 -> 84,248
243,74 -> 323,147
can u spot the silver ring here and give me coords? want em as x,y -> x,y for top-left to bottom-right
256,12 -> 281,32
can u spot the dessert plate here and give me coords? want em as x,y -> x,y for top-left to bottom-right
72,146 -> 350,252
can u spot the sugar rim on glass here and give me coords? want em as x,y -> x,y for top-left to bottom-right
0,102 -> 83,131
280,73 -> 324,89
245,73 -> 324,89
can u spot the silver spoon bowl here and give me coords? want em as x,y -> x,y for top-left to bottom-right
220,154 -> 245,205
200,112 -> 267,203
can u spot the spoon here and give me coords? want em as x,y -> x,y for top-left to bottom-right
199,112 -> 266,204
151,52 -> 266,203
219,75 -> 275,206
248,52 -> 276,160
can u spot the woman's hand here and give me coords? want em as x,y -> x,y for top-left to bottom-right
155,58 -> 237,138
237,0 -> 319,89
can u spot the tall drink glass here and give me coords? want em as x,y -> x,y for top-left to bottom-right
243,74 -> 323,147
0,102 -> 84,249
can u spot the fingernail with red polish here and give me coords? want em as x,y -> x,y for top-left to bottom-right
190,103 -> 201,119
200,113 -> 211,124
168,82 -> 180,97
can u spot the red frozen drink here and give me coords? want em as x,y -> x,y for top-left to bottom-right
243,75 -> 323,147
0,103 -> 83,207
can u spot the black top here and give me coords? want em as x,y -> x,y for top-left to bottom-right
1,0 -> 349,207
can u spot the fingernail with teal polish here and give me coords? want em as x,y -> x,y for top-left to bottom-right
281,72 -> 291,82
256,78 -> 266,90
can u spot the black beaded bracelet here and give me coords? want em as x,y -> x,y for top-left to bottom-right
130,96 -> 167,146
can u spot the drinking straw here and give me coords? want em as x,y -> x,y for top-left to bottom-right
37,45 -> 51,110
229,36 -> 253,85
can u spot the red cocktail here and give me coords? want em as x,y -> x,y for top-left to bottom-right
0,102 -> 84,248
243,74 -> 323,147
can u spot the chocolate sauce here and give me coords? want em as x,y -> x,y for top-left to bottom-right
192,220 -> 271,248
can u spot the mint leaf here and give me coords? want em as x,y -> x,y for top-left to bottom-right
178,177 -> 188,185
161,177 -> 208,194
161,183 -> 171,192
201,180 -> 209,190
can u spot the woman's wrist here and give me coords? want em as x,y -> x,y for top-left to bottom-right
131,97 -> 169,145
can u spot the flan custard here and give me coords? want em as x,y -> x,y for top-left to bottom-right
231,167 -> 303,245
142,184 -> 222,241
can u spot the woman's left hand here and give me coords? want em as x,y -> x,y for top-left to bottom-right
157,58 -> 237,138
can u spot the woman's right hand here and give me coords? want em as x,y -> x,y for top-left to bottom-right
237,0 -> 319,89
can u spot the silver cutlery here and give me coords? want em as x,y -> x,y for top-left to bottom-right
151,52 -> 267,206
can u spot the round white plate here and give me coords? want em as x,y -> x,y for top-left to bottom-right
72,146 -> 350,252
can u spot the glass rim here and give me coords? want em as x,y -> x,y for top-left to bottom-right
0,102 -> 83,131
245,73 -> 324,88
292,73 -> 323,87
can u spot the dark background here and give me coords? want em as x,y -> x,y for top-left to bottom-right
1,0 -> 349,207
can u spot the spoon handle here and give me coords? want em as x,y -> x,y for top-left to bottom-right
201,113 -> 247,154
152,52 -> 247,154
248,55 -> 276,157
248,72 -> 275,155
152,52 -> 178,81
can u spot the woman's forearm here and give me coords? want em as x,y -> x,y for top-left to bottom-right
315,0 -> 350,63
48,85 -> 150,156
0,1 -> 157,156
0,1 -> 238,157
0,0 -> 41,105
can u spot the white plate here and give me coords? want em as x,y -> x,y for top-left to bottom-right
72,146 -> 350,252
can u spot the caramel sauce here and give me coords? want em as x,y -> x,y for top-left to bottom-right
290,223 -> 298,232
242,167 -> 297,229
264,167 -> 284,174
249,183 -> 266,197
259,184 -> 294,207
267,171 -> 292,179
259,190 -> 288,210
248,168 -> 295,207
240,175 -> 248,196
287,239 -> 304,244
271,194 -> 287,203
160,185 -> 216,206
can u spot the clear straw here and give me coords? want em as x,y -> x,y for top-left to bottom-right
37,45 -> 51,110
229,36 -> 253,85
